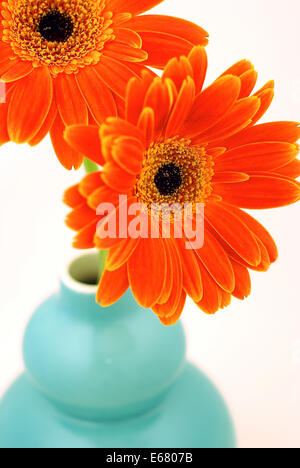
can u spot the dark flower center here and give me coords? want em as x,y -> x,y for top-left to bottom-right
38,9 -> 74,43
154,163 -> 183,196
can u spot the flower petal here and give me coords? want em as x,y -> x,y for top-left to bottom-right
8,67 -> 53,143
215,142 -> 299,173
104,42 -> 148,62
176,237 -> 203,302
220,121 -> 300,150
165,76 -> 195,139
273,159 -> 300,179
64,124 -> 104,165
125,15 -> 209,47
194,96 -> 261,144
195,260 -> 221,315
158,290 -> 186,326
125,71 -> 154,124
105,0 -> 164,16
73,219 -> 98,249
95,55 -> 139,99
231,260 -> 251,300
28,98 -> 57,146
102,161 -> 137,192
128,238 -> 167,308
54,73 -> 88,126
50,113 -> 83,169
137,31 -> 195,69
205,202 -> 261,266
111,135 -> 144,174
220,202 -> 278,263
1,59 -> 33,82
64,184 -> 85,208
195,226 -> 235,292
76,67 -> 117,125
212,171 -> 250,183
97,264 -> 129,307
184,75 -> 241,138
106,238 -> 140,271
214,175 -> 300,209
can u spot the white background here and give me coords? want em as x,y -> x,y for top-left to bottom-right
0,0 -> 299,448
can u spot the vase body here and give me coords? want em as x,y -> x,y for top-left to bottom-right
0,255 -> 235,448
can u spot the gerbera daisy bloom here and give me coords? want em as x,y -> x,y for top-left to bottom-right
64,46 -> 300,325
0,0 -> 208,169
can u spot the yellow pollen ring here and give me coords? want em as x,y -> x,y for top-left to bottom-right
135,138 -> 214,212
1,0 -> 115,76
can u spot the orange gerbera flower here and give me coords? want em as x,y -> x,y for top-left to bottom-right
0,0 -> 208,169
64,46 -> 300,325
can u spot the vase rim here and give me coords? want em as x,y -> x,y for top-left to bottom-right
61,251 -> 99,295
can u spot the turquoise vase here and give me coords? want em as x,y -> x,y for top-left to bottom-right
0,253 -> 235,448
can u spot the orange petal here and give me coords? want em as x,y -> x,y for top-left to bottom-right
97,264 -> 129,307
188,46 -> 207,94
76,67 -> 117,125
205,203 -> 261,266
64,124 -> 104,165
105,0 -> 164,16
153,239 -> 183,315
176,237 -> 203,302
195,260 -> 221,315
73,219 -> 98,249
220,59 -> 254,78
87,185 -> 119,210
162,56 -> 193,92
100,116 -> 144,142
212,171 -> 249,183
195,226 -> 235,292
128,238 -> 167,308
273,159 -> 300,179
104,42 -> 148,62
231,260 -> 251,300
158,290 -> 186,326
102,161 -> 136,192
184,75 -> 241,138
50,113 -> 83,169
238,69 -> 258,98
54,73 -> 88,126
95,55 -> 139,99
157,238 -> 174,305
220,121 -> 300,150
125,15 -> 208,47
215,141 -> 299,173
144,77 -> 172,137
250,82 -> 275,125
1,59 -> 33,82
165,76 -> 195,139
66,204 -> 96,231
8,67 -> 52,143
220,202 -> 278,263
194,96 -> 261,145
64,184 -> 85,208
125,71 -> 154,124
137,106 -> 155,147
111,135 -> 144,174
137,31 -> 196,69
106,238 -> 140,271
28,97 -> 57,146
79,171 -> 103,197
215,175 -> 300,209
113,27 -> 142,49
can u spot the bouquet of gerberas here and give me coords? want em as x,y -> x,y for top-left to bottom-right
0,0 -> 299,325
0,0 -> 300,452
